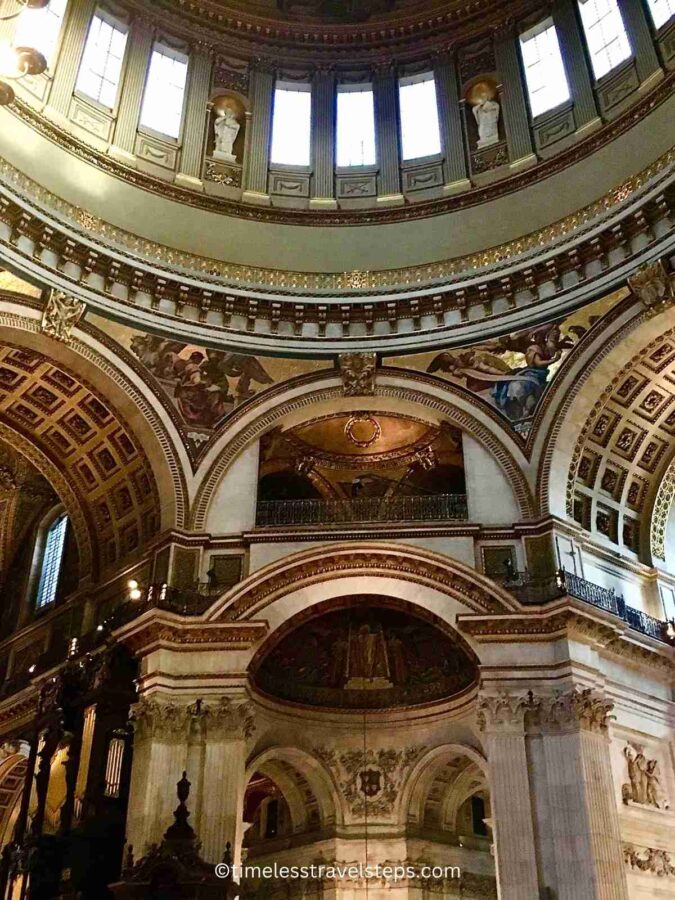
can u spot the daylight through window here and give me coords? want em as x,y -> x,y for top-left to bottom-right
36,514 -> 68,609
399,74 -> 442,160
13,0 -> 67,67
270,84 -> 312,166
336,85 -> 376,167
520,19 -> 571,117
140,44 -> 188,138
577,0 -> 632,80
76,11 -> 128,107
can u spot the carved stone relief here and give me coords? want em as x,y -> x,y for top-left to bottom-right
628,259 -> 674,317
622,743 -> 670,810
624,844 -> 675,877
314,746 -> 423,817
41,291 -> 86,344
338,352 -> 376,396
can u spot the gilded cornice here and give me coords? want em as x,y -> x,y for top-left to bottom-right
124,0 -> 541,61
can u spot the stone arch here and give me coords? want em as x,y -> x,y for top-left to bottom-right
192,369 -> 535,530
533,302 -> 675,562
402,743 -> 488,827
0,749 -> 28,849
245,746 -> 340,828
0,420 -> 94,578
0,296 -> 189,531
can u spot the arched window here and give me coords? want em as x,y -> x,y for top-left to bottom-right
13,0 -> 67,68
35,512 -> 69,609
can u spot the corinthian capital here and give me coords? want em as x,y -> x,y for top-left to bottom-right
204,697 -> 255,740
476,691 -> 533,733
129,697 -> 192,742
536,688 -> 615,734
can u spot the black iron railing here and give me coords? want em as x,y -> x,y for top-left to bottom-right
497,569 -> 670,643
255,493 -> 469,527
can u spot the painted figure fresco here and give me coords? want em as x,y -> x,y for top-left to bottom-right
385,291 -> 625,435
129,335 -> 274,430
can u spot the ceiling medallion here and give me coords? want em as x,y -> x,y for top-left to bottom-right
344,414 -> 382,448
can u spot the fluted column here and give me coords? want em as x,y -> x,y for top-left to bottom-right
493,25 -> 536,169
199,698 -> 252,864
537,690 -> 628,900
242,63 -> 274,205
617,0 -> 662,85
553,0 -> 601,133
373,65 -> 403,206
433,52 -> 470,194
310,66 -> 336,209
176,48 -> 213,188
477,695 -> 540,900
45,0 -> 96,121
110,18 -> 153,162
126,698 -> 191,854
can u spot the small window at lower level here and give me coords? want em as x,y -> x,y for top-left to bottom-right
36,513 -> 68,609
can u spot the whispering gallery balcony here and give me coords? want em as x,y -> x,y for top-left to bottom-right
255,493 -> 469,527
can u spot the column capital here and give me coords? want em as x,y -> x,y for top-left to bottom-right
477,688 -> 615,735
130,696 -> 193,742
534,687 -> 615,734
476,691 -> 533,733
203,697 -> 255,740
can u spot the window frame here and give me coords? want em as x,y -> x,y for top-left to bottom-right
33,508 -> 69,611
577,0 -> 633,82
519,17 -> 572,120
74,7 -> 129,112
398,71 -> 443,163
269,80 -> 313,169
335,82 -> 378,169
645,0 -> 675,30
139,40 -> 190,142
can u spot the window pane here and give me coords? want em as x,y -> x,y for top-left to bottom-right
140,45 -> 188,138
399,75 -> 442,160
520,20 -> 571,117
646,0 -> 675,29
270,85 -> 312,165
76,12 -> 128,108
578,0 -> 631,80
36,514 -> 68,608
14,0 -> 67,67
336,87 -> 376,167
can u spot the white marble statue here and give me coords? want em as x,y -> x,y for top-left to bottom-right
472,96 -> 500,149
213,107 -> 240,163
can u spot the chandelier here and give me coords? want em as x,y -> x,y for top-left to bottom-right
0,0 -> 48,106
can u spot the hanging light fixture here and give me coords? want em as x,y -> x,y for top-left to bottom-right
0,0 -> 49,106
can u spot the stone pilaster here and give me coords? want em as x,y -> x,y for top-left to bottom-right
199,698 -> 253,864
477,694 -> 540,900
534,689 -> 629,900
126,697 -> 192,853
433,52 -> 470,194
45,0 -> 96,121
176,48 -> 213,188
310,66 -> 337,209
617,0 -> 662,86
110,18 -> 153,162
242,62 -> 274,205
373,65 -> 403,206
552,0 -> 601,133
493,25 -> 536,169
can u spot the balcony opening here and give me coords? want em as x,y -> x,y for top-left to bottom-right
256,413 -> 467,527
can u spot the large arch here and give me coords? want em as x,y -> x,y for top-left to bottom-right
245,746 -> 340,829
0,294 -> 189,531
191,369 -> 536,530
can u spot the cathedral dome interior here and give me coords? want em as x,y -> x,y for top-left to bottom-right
0,0 -> 673,897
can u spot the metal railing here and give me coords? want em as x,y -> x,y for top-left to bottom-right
255,493 -> 468,527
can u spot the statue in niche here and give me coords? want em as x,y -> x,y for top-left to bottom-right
213,105 -> 240,163
468,81 -> 500,150
622,744 -> 670,809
